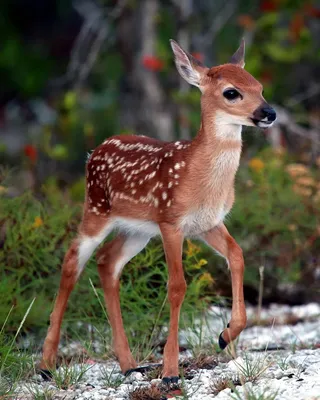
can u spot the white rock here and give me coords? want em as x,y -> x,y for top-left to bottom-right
227,357 -> 245,373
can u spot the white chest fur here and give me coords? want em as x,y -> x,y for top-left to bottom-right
180,206 -> 227,236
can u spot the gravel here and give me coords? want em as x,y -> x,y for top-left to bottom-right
15,303 -> 320,400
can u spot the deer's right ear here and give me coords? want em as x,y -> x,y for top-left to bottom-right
230,39 -> 245,68
170,39 -> 206,88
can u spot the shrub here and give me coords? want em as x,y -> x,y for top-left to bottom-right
227,148 -> 320,301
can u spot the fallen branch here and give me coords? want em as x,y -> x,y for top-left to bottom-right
270,104 -> 320,146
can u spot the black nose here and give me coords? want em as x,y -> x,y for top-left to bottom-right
261,107 -> 276,121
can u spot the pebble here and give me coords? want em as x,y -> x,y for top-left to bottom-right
14,304 -> 320,400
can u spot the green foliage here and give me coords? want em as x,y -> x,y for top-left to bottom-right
0,187 -> 80,328
228,148 -> 320,292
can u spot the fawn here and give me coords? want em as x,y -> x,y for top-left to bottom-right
40,39 -> 276,383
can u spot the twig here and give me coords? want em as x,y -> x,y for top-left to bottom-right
201,1 -> 237,48
271,105 -> 320,146
51,0 -> 127,89
286,83 -> 320,108
76,24 -> 108,87
257,265 -> 264,325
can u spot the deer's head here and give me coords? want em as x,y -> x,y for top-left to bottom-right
170,39 -> 276,129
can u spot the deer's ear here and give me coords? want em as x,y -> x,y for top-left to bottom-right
170,39 -> 207,88
230,39 -> 245,68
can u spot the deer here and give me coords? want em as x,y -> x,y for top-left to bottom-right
39,39 -> 276,384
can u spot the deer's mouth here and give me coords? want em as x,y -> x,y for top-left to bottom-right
251,118 -> 275,128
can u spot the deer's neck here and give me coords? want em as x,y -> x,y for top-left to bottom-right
188,113 -> 243,189
196,112 -> 242,145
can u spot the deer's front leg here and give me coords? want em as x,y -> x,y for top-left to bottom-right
160,223 -> 186,383
201,224 -> 247,349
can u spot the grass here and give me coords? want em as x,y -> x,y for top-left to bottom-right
232,353 -> 273,384
100,364 -> 126,389
181,307 -> 226,359
0,300 -> 35,397
277,354 -> 290,371
179,372 -> 202,400
48,358 -> 92,390
129,384 -> 163,400
24,384 -> 56,400
211,377 -> 232,395
145,366 -> 162,381
230,384 -> 278,400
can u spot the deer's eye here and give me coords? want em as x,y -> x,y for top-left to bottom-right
223,89 -> 241,101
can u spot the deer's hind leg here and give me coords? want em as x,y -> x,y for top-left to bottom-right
40,212 -> 113,376
96,233 -> 150,374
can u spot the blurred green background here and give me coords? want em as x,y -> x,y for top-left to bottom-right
1,0 -> 320,340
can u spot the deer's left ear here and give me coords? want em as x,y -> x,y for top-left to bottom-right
230,39 -> 245,68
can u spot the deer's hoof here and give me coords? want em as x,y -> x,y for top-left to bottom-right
162,376 -> 179,385
218,331 -> 228,350
39,369 -> 53,381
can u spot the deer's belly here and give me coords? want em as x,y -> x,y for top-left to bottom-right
180,206 -> 228,236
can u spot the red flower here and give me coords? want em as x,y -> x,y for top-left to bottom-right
289,14 -> 305,41
260,70 -> 273,83
142,55 -> 164,71
237,15 -> 256,30
191,52 -> 204,63
24,145 -> 37,163
260,0 -> 277,12
305,5 -> 320,18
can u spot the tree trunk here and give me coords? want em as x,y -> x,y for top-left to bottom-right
117,0 -> 174,141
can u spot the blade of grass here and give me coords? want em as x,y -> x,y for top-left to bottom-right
0,298 -> 36,376
0,305 -> 14,337
89,278 -> 109,324
141,293 -> 168,363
